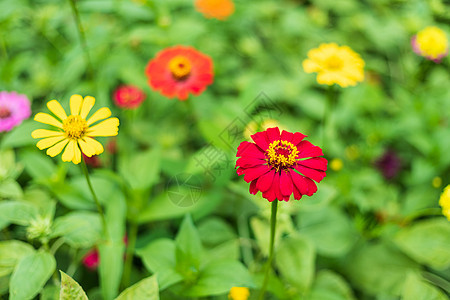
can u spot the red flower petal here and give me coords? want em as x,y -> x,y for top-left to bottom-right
280,171 -> 293,197
235,157 -> 266,168
249,180 -> 258,195
256,170 -> 275,192
251,131 -> 270,151
266,127 -> 280,143
297,157 -> 328,171
297,140 -> 324,158
292,132 -> 307,146
294,164 -> 326,182
292,184 -> 303,200
242,165 -> 270,183
280,130 -> 294,142
236,141 -> 265,159
273,172 -> 284,200
289,170 -> 309,195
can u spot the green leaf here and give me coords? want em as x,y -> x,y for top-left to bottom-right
136,239 -> 183,291
0,178 -> 23,199
115,275 -> 159,300
395,218 -> 450,270
344,241 -> 420,297
197,217 -> 236,246
401,272 -> 448,300
99,193 -> 127,300
297,206 -> 358,257
50,211 -> 101,248
59,271 -> 88,300
307,270 -> 356,300
0,240 -> 35,277
0,200 -> 39,226
118,148 -> 161,190
40,285 -> 60,300
275,234 -> 315,292
180,260 -> 254,297
0,149 -> 21,180
175,214 -> 204,275
0,119 -> 41,149
9,250 -> 56,300
20,151 -> 56,180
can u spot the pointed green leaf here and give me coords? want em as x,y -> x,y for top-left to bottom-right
308,270 -> 356,300
402,272 -> 448,300
59,271 -> 88,300
0,200 -> 39,226
9,250 -> 56,300
0,240 -> 35,277
118,148 -> 161,190
175,214 -> 204,274
115,275 -> 159,300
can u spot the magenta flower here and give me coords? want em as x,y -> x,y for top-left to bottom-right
0,91 -> 31,132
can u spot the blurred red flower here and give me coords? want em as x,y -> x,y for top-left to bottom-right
82,249 -> 99,270
145,46 -> 214,101
236,127 -> 327,202
113,85 -> 146,109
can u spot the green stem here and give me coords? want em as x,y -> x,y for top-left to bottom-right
322,85 -> 336,149
121,221 -> 138,290
401,208 -> 442,225
68,0 -> 93,76
81,157 -> 108,238
258,200 -> 278,300
422,271 -> 450,294
238,214 -> 253,267
50,237 -> 66,255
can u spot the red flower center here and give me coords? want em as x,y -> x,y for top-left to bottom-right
0,106 -> 11,119
266,140 -> 299,171
169,55 -> 192,80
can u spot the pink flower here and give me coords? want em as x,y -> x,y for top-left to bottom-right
0,91 -> 31,132
82,249 -> 99,270
113,85 -> 146,109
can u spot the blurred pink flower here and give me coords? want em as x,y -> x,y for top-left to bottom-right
113,85 -> 146,109
0,91 -> 31,132
82,249 -> 99,270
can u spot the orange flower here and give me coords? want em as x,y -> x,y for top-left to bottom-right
195,0 -> 234,20
145,46 -> 214,101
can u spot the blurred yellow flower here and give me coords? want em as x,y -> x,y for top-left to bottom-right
432,176 -> 442,188
32,95 -> 119,164
228,287 -> 250,300
439,185 -> 450,220
330,158 -> 343,171
243,119 -> 282,140
303,43 -> 365,87
412,26 -> 448,62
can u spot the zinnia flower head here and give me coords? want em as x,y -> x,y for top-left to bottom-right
412,26 -> 448,63
236,127 -> 327,202
228,287 -> 250,300
113,85 -> 146,109
195,0 -> 235,20
302,43 -> 365,87
31,95 -> 119,164
83,249 -> 99,270
145,45 -> 214,101
0,91 -> 31,132
439,185 -> 450,220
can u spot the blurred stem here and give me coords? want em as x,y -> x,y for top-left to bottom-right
322,84 -> 336,150
68,0 -> 93,76
81,157 -> 108,238
121,221 -> 138,290
50,237 -> 65,255
238,214 -> 254,267
258,200 -> 278,300
422,271 -> 450,294
66,248 -> 79,277
0,36 -> 8,59
401,208 -> 442,225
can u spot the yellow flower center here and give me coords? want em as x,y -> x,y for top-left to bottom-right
63,115 -> 88,140
325,55 -> 343,70
266,140 -> 299,171
169,56 -> 192,80
0,106 -> 11,119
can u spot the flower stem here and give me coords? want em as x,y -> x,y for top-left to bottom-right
258,200 -> 278,300
68,0 -> 93,76
322,85 -> 336,149
121,221 -> 138,290
81,157 -> 108,238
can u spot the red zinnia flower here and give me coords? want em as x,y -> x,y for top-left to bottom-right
236,127 -> 327,202
113,85 -> 146,109
145,46 -> 214,101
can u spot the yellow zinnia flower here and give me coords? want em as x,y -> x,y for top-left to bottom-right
302,43 -> 365,87
228,287 -> 250,300
31,95 -> 119,164
439,185 -> 450,220
412,26 -> 448,62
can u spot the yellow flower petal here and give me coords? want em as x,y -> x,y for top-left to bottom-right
46,139 -> 69,157
73,143 -> 81,164
47,100 -> 67,121
84,137 -> 104,155
87,118 -> 119,137
36,136 -> 66,150
62,140 -> 76,162
78,138 -> 96,157
31,129 -> 64,139
70,94 -> 83,116
80,96 -> 95,119
86,107 -> 112,126
34,113 -> 63,129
